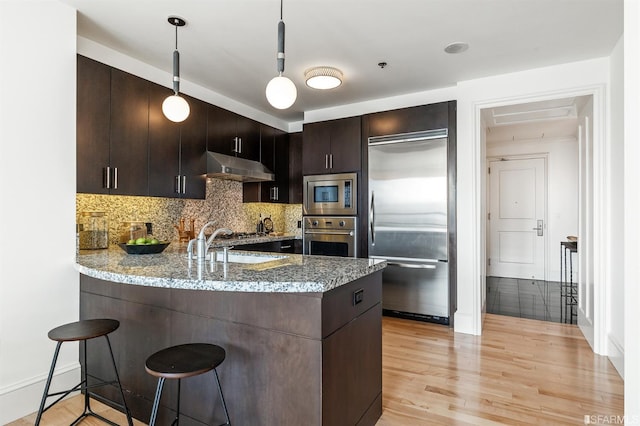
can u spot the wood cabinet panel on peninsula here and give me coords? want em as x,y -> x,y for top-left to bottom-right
303,116 -> 361,175
77,259 -> 383,425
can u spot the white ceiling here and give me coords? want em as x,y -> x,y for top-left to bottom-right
59,0 -> 622,123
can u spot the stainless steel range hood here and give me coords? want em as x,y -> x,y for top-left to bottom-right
206,151 -> 275,182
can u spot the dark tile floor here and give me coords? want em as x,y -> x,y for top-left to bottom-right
486,276 -> 575,324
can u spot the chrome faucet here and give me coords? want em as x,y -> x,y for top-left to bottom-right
187,221 -> 233,263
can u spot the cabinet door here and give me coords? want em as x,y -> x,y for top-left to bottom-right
179,95 -> 207,199
77,55 -> 110,194
110,68 -> 150,196
207,105 -> 237,156
235,115 -> 261,161
288,132 -> 303,204
302,121 -> 332,175
365,102 -> 449,137
329,116 -> 361,173
148,83 -> 180,198
272,130 -> 290,203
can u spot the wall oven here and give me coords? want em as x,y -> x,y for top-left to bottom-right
303,216 -> 357,257
303,173 -> 357,216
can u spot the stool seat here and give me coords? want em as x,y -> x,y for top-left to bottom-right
145,343 -> 226,379
48,318 -> 119,342
145,343 -> 230,426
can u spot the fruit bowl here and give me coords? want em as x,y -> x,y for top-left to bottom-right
118,242 -> 170,255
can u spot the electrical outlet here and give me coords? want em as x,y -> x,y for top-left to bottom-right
353,289 -> 364,306
297,220 -> 302,229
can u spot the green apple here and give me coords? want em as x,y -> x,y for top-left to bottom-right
150,238 -> 159,245
127,239 -> 136,245
135,237 -> 147,245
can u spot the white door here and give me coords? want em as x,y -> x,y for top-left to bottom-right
488,157 -> 546,279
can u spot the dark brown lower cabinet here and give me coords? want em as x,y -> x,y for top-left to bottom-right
79,271 -> 382,425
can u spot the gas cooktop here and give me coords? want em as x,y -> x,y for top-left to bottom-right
215,232 -> 268,240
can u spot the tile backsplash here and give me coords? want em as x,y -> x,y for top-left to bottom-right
76,178 -> 302,244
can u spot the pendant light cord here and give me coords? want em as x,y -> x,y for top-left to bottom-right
280,0 -> 283,20
174,19 -> 178,50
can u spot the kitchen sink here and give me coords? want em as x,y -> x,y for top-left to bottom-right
215,252 -> 288,264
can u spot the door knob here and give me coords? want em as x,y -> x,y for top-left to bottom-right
532,219 -> 544,236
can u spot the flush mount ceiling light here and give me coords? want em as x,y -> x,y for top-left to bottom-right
162,16 -> 190,123
265,0 -> 297,110
444,42 -> 469,54
305,66 -> 343,90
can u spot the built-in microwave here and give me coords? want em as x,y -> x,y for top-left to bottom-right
303,173 -> 357,216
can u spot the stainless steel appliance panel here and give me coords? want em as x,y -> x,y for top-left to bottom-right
303,173 -> 357,216
368,135 -> 448,260
379,258 -> 449,319
303,216 -> 357,257
368,130 -> 450,322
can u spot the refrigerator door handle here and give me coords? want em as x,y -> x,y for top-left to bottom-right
370,191 -> 375,245
387,261 -> 436,269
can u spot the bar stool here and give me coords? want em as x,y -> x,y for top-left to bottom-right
35,318 -> 133,426
145,343 -> 231,426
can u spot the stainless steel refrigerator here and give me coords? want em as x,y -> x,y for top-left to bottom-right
368,129 -> 450,324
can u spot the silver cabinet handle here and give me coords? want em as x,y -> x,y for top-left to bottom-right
275,187 -> 279,200
113,167 -> 118,189
175,175 -> 181,193
325,154 -> 329,169
329,154 -> 333,169
105,166 -> 111,189
280,245 -> 292,250
238,137 -> 242,154
182,175 -> 186,194
370,191 -> 375,245
532,219 -> 544,236
233,137 -> 239,153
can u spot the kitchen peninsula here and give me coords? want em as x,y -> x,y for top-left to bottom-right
76,245 -> 385,425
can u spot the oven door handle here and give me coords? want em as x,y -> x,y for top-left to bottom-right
304,230 -> 354,236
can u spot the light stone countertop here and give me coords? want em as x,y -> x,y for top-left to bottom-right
75,242 -> 386,293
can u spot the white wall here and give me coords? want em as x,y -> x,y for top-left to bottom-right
608,35 -> 625,377
0,1 -> 79,422
486,136 -> 579,282
624,0 -> 640,417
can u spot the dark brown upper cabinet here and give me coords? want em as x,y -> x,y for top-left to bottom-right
108,68 -> 150,196
302,116 -> 361,175
288,132 -> 303,204
364,102 -> 450,137
243,124 -> 289,203
77,55 -> 150,196
77,55 -> 110,194
148,87 -> 206,199
207,105 -> 261,161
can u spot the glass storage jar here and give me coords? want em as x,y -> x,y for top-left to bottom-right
78,211 -> 109,249
119,221 -> 147,243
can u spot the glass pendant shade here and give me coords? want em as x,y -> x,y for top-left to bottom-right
266,75 -> 297,109
162,94 -> 190,122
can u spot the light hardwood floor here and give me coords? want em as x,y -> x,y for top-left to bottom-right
11,314 -> 623,425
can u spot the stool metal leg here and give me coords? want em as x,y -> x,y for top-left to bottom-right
104,334 -> 134,426
149,377 -> 166,426
213,369 -> 231,426
35,342 -> 63,426
171,378 -> 181,426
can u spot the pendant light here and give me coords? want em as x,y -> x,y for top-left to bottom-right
265,0 -> 297,109
162,16 -> 190,123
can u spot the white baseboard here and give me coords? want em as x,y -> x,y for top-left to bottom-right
0,366 -> 80,424
453,311 -> 481,335
607,333 -> 625,379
